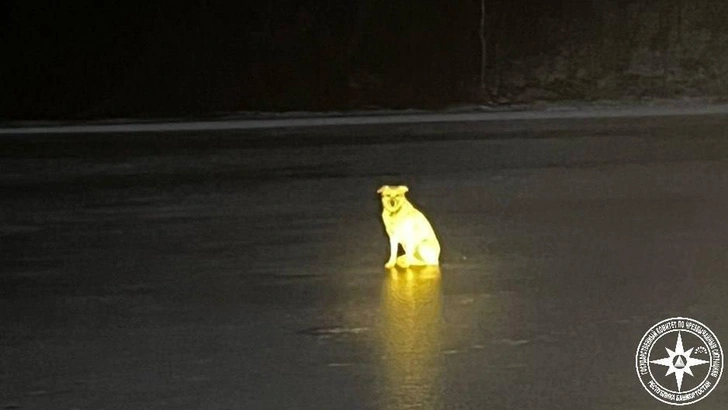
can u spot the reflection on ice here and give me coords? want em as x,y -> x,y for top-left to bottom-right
380,266 -> 443,410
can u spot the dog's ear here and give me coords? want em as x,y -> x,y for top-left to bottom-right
398,185 -> 409,194
377,185 -> 389,194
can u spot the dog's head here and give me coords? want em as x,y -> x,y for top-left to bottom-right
377,185 -> 409,213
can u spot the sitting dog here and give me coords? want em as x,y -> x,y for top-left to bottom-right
377,185 -> 441,268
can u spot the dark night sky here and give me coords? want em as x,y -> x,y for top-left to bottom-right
2,4 -> 158,118
2,1 -> 726,120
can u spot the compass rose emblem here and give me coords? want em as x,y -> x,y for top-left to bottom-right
636,317 -> 723,406
650,332 -> 710,392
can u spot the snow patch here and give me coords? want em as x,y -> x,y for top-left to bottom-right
3,103 -> 728,134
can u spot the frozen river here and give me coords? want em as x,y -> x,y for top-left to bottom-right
2,111 -> 728,409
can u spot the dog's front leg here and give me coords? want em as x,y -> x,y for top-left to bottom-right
385,235 -> 398,268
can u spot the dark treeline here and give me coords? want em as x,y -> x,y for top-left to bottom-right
3,0 -> 728,119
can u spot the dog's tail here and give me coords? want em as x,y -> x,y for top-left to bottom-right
414,242 -> 440,266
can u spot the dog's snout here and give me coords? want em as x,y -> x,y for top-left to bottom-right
389,199 -> 396,207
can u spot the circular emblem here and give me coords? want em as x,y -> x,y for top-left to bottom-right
636,317 -> 723,406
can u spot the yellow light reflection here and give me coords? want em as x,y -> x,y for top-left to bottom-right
380,266 -> 443,410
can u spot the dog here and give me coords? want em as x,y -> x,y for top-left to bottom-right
377,185 -> 440,269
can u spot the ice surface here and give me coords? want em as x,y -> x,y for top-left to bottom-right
2,113 -> 728,408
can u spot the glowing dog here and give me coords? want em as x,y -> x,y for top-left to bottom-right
377,185 -> 440,268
